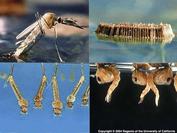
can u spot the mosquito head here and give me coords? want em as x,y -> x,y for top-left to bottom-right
57,17 -> 62,23
43,12 -> 57,28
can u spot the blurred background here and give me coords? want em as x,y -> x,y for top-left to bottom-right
0,63 -> 89,133
0,0 -> 88,62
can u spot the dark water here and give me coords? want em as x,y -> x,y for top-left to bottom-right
0,4 -> 88,62
89,0 -> 177,63
90,71 -> 177,131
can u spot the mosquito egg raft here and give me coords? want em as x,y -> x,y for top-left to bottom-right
96,22 -> 175,43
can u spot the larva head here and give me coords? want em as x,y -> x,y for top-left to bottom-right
42,12 -> 57,28
67,102 -> 73,109
132,70 -> 147,86
52,101 -> 63,116
53,108 -> 62,116
34,97 -> 42,108
34,101 -> 42,108
153,67 -> 173,85
67,95 -> 75,109
21,106 -> 28,114
96,67 -> 114,84
82,96 -> 88,106
18,99 -> 28,114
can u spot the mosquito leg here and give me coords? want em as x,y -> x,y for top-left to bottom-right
53,26 -> 63,62
105,67 -> 120,103
82,85 -> 90,106
7,75 -> 28,114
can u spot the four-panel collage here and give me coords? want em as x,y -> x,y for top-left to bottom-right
0,0 -> 177,133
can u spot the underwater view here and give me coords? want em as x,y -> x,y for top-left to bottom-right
0,0 -> 88,62
90,63 -> 177,132
89,0 -> 177,63
0,63 -> 89,133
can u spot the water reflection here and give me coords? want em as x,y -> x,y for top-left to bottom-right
90,31 -> 177,62
96,34 -> 172,45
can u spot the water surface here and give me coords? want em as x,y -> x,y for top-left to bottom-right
89,0 -> 177,62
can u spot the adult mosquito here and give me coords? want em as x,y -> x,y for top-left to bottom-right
13,12 -> 84,62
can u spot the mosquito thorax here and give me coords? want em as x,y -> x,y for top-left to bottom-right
42,12 -> 57,28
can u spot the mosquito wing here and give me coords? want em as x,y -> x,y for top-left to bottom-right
16,21 -> 39,40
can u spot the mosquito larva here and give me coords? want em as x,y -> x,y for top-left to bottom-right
67,75 -> 85,108
51,64 -> 63,116
34,64 -> 47,108
82,85 -> 90,106
34,75 -> 47,108
7,75 -> 28,114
